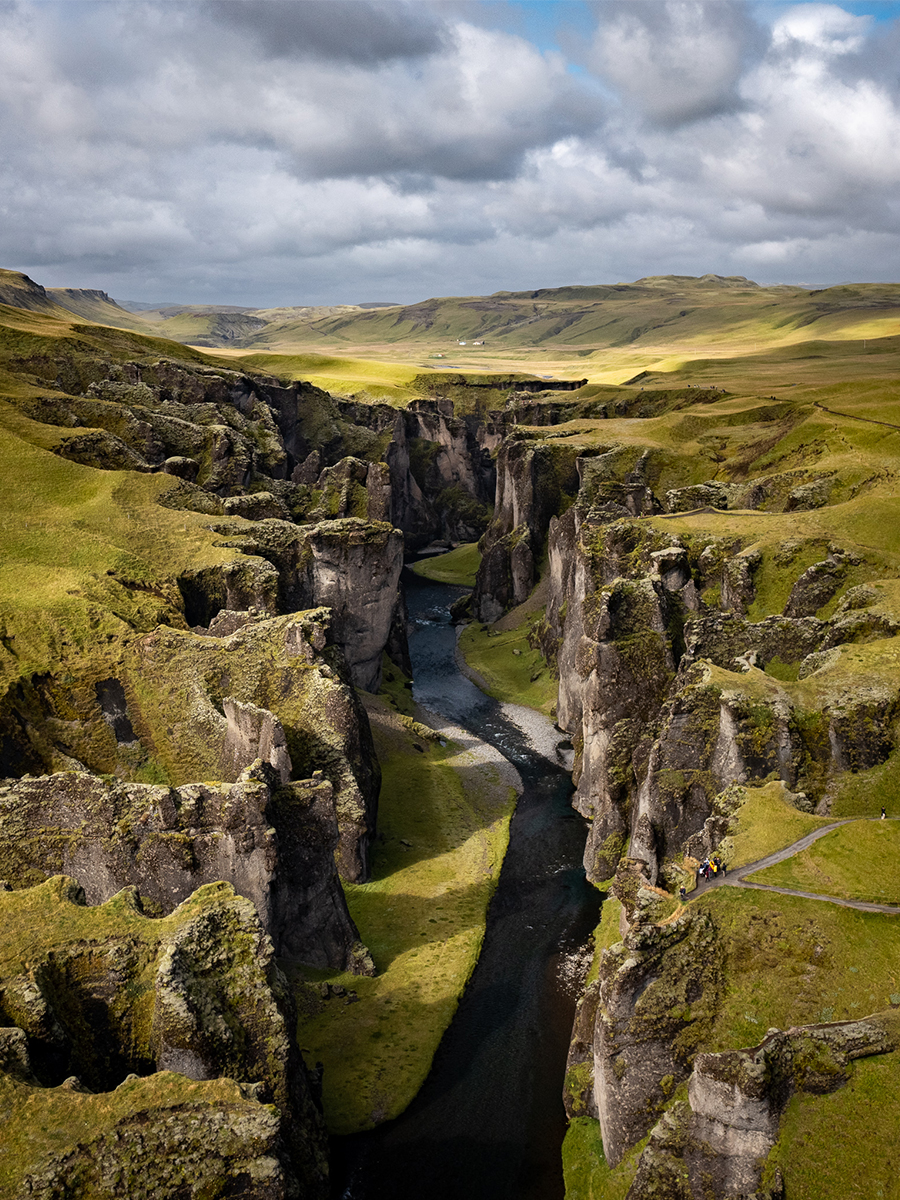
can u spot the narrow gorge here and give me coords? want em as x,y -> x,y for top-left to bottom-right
0,272 -> 899,1199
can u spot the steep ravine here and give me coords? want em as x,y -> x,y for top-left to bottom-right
331,572 -> 601,1200
470,411 -> 900,1199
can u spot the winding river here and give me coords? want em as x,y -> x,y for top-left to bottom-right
331,570 -> 600,1200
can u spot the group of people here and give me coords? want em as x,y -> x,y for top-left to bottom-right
699,855 -> 725,881
677,854 -> 726,902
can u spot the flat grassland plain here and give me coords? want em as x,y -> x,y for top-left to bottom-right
2,270 -> 900,1197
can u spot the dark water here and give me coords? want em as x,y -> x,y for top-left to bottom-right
331,572 -> 599,1200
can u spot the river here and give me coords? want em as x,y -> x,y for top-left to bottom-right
330,571 -> 600,1200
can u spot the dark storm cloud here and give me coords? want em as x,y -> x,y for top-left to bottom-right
209,0 -> 447,64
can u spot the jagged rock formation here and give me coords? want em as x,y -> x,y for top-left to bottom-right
465,415 -> 900,1194
568,859 -> 897,1196
1,608 -> 380,885
592,863 -> 724,1166
0,762 -> 373,973
0,876 -> 330,1198
472,436 -> 580,621
470,434 -> 900,886
181,516 -> 405,692
628,1018 -> 893,1199
16,354 -> 502,550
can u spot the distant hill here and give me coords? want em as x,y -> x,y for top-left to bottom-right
0,269 -> 76,315
46,287 -> 153,332
3,269 -> 900,359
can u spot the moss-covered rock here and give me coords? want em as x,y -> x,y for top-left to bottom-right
0,877 -> 329,1198
0,763 -> 369,972
593,887 -> 723,1166
626,1017 -> 894,1200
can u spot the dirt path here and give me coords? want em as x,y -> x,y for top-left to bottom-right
813,400 -> 900,433
691,817 -> 900,914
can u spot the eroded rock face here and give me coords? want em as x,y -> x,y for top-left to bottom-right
0,763 -> 371,972
593,865 -> 723,1167
223,698 -> 292,783
190,517 -> 404,693
473,437 -> 580,622
628,1019 -> 893,1199
0,610 -> 381,885
536,462 -> 900,887
0,877 -> 330,1199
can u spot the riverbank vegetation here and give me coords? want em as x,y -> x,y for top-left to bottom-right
292,693 -> 516,1133
410,542 -> 481,587
458,617 -> 558,718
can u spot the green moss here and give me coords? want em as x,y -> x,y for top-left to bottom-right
410,542 -> 482,587
769,1018 -> 900,1200
294,695 -> 516,1133
562,1117 -> 639,1200
765,656 -> 801,681
565,1061 -> 595,1116
0,1070 -> 272,1199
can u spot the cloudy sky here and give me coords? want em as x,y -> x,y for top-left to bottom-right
2,0 -> 900,306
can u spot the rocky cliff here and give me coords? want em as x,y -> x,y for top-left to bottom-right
468,397 -> 900,1195
0,762 -> 373,973
0,876 -> 330,1198
473,421 -> 900,888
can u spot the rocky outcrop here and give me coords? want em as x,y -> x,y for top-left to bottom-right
535,448 -> 900,886
783,550 -> 856,618
628,1018 -> 893,1199
593,865 -> 723,1166
572,850 -> 896,1189
545,513 -> 694,880
563,979 -> 601,1120
0,876 -> 330,1198
331,396 -> 501,547
222,698 -> 292,783
473,436 -> 580,621
0,609 -> 381,884
0,763 -> 372,972
180,518 -> 404,693
17,352 -> 502,558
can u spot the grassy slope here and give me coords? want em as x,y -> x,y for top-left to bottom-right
410,542 -> 481,587
771,1012 -> 900,1200
223,350 -> 422,402
4,270 -> 900,1193
0,405 -> 238,693
746,819 -> 900,903
459,618 -> 558,719
39,272 -> 898,397
0,302 -> 287,692
293,692 -> 516,1134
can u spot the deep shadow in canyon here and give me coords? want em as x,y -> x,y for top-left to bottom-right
330,571 -> 601,1200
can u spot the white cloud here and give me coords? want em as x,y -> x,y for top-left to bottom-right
1,0 -> 900,304
586,0 -> 762,125
771,3 -> 870,55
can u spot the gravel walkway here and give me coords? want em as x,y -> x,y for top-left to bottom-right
692,817 -> 900,914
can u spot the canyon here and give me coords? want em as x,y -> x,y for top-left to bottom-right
0,269 -> 899,1198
